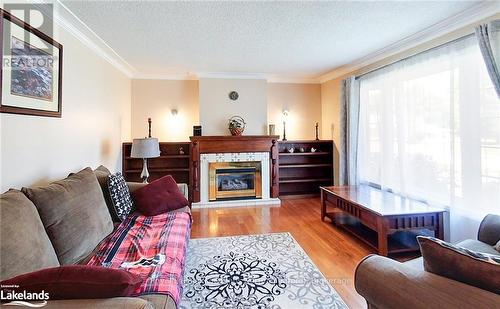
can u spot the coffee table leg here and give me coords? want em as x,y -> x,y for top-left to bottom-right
437,212 -> 444,240
377,217 -> 389,256
321,190 -> 326,221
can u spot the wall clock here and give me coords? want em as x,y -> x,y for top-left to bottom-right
229,91 -> 239,101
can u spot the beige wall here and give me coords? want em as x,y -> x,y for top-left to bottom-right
199,78 -> 268,135
321,78 -> 342,185
0,21 -> 131,192
130,80 -> 324,140
268,83 -> 322,140
131,80 -> 199,141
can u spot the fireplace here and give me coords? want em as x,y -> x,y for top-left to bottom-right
209,162 -> 262,201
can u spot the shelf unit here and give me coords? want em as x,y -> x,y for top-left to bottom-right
277,140 -> 334,198
122,142 -> 191,199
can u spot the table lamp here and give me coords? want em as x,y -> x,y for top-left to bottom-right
131,137 -> 160,183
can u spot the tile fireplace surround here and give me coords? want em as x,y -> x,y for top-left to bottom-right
190,135 -> 281,208
193,152 -> 280,208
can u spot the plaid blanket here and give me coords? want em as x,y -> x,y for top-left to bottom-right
86,211 -> 191,305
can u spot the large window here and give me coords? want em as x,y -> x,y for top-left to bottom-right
357,35 -> 499,240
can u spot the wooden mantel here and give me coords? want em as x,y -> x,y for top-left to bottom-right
189,135 -> 280,202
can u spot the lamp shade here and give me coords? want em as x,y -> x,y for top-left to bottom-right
130,138 -> 160,158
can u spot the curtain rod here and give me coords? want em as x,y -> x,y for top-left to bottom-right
355,33 -> 475,80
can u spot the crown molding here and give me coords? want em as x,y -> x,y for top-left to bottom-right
132,72 -> 320,84
318,2 -> 500,83
132,73 -> 198,80
267,76 -> 320,84
196,72 -> 268,80
31,0 -> 136,78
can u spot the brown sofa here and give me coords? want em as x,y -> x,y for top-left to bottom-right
355,214 -> 500,309
0,167 -> 189,309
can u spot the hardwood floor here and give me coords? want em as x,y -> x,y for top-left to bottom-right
191,197 -> 374,309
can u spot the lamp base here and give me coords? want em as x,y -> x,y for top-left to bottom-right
140,158 -> 149,183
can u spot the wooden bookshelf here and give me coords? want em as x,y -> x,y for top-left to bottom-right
122,142 -> 191,200
277,140 -> 334,198
122,139 -> 333,201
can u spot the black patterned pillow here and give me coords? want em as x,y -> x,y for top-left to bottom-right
107,173 -> 133,221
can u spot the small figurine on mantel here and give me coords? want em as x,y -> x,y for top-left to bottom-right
315,122 -> 319,141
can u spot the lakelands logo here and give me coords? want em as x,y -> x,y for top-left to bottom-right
1,285 -> 49,308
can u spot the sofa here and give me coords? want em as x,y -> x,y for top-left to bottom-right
355,214 -> 500,309
0,167 -> 190,309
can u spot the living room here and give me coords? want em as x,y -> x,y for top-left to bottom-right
1,1 -> 499,308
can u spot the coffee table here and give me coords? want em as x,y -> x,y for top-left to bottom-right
321,185 -> 446,256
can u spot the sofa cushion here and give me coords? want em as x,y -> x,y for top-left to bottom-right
132,175 -> 189,216
456,239 -> 500,256
107,172 -> 134,221
418,236 -> 500,294
403,257 -> 424,270
94,165 -> 121,222
495,240 -> 500,253
22,167 -> 114,265
0,190 -> 60,280
140,294 -> 176,309
1,265 -> 142,300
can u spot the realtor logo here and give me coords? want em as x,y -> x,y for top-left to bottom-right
1,285 -> 49,308
2,3 -> 54,54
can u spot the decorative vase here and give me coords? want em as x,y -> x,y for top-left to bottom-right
228,116 -> 246,136
268,124 -> 275,135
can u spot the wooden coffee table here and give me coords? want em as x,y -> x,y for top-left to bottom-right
321,185 -> 446,256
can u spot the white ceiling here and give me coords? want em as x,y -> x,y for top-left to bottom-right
62,1 -> 485,81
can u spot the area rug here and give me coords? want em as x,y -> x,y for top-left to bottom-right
180,232 -> 348,309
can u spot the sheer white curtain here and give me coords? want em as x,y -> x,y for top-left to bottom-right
357,35 -> 500,242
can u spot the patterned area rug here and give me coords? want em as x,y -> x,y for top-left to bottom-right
180,233 -> 348,309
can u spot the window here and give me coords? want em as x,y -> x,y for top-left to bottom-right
357,35 -> 499,241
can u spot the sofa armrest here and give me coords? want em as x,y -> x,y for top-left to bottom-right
477,214 -> 500,245
355,255 -> 500,309
127,182 -> 189,200
43,297 -> 152,309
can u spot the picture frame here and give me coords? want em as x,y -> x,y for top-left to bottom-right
0,8 -> 63,117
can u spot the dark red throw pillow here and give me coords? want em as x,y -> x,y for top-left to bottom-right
0,265 -> 142,300
132,175 -> 189,216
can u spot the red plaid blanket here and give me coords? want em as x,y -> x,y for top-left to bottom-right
86,211 -> 191,305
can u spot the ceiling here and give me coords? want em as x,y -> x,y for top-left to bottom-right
62,1 -> 483,80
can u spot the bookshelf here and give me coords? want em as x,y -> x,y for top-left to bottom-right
277,140 -> 334,198
122,142 -> 191,199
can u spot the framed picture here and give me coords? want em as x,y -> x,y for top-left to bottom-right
0,8 -> 63,117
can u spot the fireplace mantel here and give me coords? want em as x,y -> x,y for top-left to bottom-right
190,135 -> 280,202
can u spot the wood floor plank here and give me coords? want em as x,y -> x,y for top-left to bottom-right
190,197 -> 375,309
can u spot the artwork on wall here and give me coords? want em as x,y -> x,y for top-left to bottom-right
0,9 -> 63,117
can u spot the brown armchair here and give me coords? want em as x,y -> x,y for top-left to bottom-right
354,214 -> 500,309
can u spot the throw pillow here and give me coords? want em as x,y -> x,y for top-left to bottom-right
107,172 -> 134,221
0,265 -> 142,300
495,240 -> 500,252
132,175 -> 189,216
418,236 -> 500,294
22,168 -> 114,265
